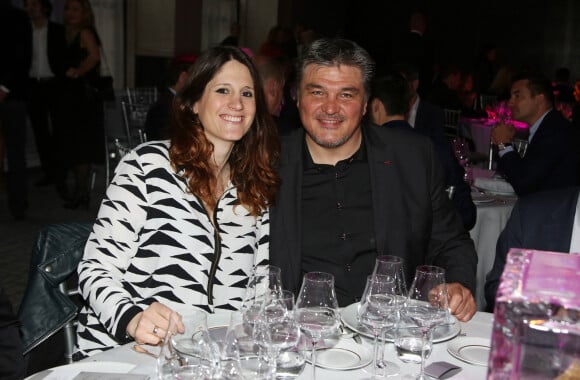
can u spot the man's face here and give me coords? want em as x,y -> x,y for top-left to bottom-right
509,79 -> 541,124
298,64 -> 367,150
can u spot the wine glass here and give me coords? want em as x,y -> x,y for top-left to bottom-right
295,272 -> 341,380
242,265 -> 283,324
401,265 -> 449,380
157,310 -> 217,380
372,255 -> 407,298
358,274 -> 399,378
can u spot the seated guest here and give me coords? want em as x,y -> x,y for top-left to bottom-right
0,287 -> 25,380
75,46 -> 280,357
427,64 -> 463,110
370,71 -> 476,230
484,187 -> 580,311
144,55 -> 195,140
491,71 -> 580,197
270,38 -> 477,321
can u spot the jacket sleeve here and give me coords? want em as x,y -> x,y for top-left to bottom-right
78,150 -> 149,340
426,142 -> 478,296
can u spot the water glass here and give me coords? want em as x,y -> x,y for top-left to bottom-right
242,265 -> 283,324
393,320 -> 433,364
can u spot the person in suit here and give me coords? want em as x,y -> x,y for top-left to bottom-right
491,72 -> 580,197
370,70 -> 476,230
0,0 -> 32,220
270,38 -> 477,321
25,0 -> 66,188
144,55 -> 194,141
427,64 -> 463,111
484,187 -> 580,311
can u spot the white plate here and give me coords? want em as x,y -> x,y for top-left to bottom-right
306,338 -> 372,370
25,361 -> 137,380
447,337 -> 490,366
472,193 -> 495,204
341,303 -> 461,343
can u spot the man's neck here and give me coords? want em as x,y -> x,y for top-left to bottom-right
382,115 -> 406,124
32,17 -> 48,29
305,129 -> 363,166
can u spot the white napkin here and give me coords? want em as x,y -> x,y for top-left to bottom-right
473,177 -> 515,194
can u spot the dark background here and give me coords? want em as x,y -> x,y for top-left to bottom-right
282,0 -> 580,80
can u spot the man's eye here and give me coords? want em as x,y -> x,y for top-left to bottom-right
341,93 -> 353,99
216,88 -> 229,94
311,90 -> 323,96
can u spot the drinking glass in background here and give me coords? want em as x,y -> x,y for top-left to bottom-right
157,310 -> 216,380
358,274 -> 399,378
295,272 -> 341,380
242,265 -> 283,324
393,321 -> 432,365
401,265 -> 450,380
372,255 -> 407,298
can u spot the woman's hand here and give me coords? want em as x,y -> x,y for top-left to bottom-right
126,302 -> 184,345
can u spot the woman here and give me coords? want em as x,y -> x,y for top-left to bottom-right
75,46 -> 280,358
58,0 -> 103,208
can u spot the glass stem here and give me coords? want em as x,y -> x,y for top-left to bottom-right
373,330 -> 380,377
419,329 -> 428,378
311,338 -> 318,380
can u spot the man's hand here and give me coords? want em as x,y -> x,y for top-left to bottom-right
491,122 -> 516,145
126,302 -> 183,345
447,282 -> 476,322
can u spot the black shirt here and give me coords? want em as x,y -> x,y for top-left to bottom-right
301,137 -> 376,306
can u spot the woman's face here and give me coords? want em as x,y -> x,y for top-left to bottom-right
193,59 -> 256,149
64,0 -> 84,26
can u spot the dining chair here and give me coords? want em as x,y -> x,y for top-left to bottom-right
125,86 -> 158,105
18,222 -> 93,365
443,109 -> 462,139
479,94 -> 498,110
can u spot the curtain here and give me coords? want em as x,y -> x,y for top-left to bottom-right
91,0 -> 125,88
201,0 -> 237,50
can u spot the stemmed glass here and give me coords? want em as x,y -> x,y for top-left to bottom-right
358,274 -> 399,378
242,265 -> 283,324
295,272 -> 341,380
401,266 -> 449,380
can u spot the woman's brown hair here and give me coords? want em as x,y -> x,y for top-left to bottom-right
169,46 -> 280,216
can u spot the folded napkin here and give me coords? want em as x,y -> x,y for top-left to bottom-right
473,177 -> 515,194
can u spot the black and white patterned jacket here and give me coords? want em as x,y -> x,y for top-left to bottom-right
76,141 -> 269,357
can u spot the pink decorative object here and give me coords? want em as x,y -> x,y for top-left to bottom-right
488,249 -> 580,379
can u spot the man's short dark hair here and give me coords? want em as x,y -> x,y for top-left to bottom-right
512,71 -> 555,107
296,38 -> 375,100
392,63 -> 419,82
24,0 -> 52,17
371,72 -> 412,116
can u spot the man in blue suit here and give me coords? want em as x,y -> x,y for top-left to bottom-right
491,72 -> 580,196
484,186 -> 580,311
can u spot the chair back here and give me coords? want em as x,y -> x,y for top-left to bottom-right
479,94 -> 498,110
125,86 -> 158,105
18,223 -> 93,363
443,109 -> 462,138
121,100 -> 150,146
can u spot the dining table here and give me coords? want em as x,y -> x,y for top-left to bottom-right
26,310 -> 495,380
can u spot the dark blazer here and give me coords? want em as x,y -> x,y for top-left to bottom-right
484,187 -> 579,311
270,124 -> 478,304
414,100 -> 476,230
0,4 -> 32,100
498,109 -> 580,196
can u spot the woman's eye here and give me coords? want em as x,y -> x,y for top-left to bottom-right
216,88 -> 230,94
241,90 -> 254,98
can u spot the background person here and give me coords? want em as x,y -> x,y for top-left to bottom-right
75,46 -> 280,357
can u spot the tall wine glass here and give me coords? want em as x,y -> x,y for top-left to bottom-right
358,274 -> 399,378
242,265 -> 283,324
295,272 -> 340,380
401,265 -> 449,380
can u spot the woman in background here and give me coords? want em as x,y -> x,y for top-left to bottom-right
75,46 -> 280,358
58,0 -> 103,208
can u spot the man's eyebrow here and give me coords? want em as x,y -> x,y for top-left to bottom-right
304,83 -> 323,90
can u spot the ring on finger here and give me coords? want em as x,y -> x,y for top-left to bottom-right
153,325 -> 159,335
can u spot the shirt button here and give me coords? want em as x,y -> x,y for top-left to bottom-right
337,202 -> 343,209
345,264 -> 352,272
339,233 -> 347,240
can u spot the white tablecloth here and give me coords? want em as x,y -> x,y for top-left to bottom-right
27,312 -> 492,380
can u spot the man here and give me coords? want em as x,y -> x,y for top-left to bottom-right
484,187 -> 580,311
491,72 -> 580,197
403,64 -> 477,229
427,65 -> 462,110
0,0 -> 32,220
270,38 -> 477,321
253,54 -> 298,136
144,55 -> 194,140
370,71 -> 476,230
25,0 -> 65,186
